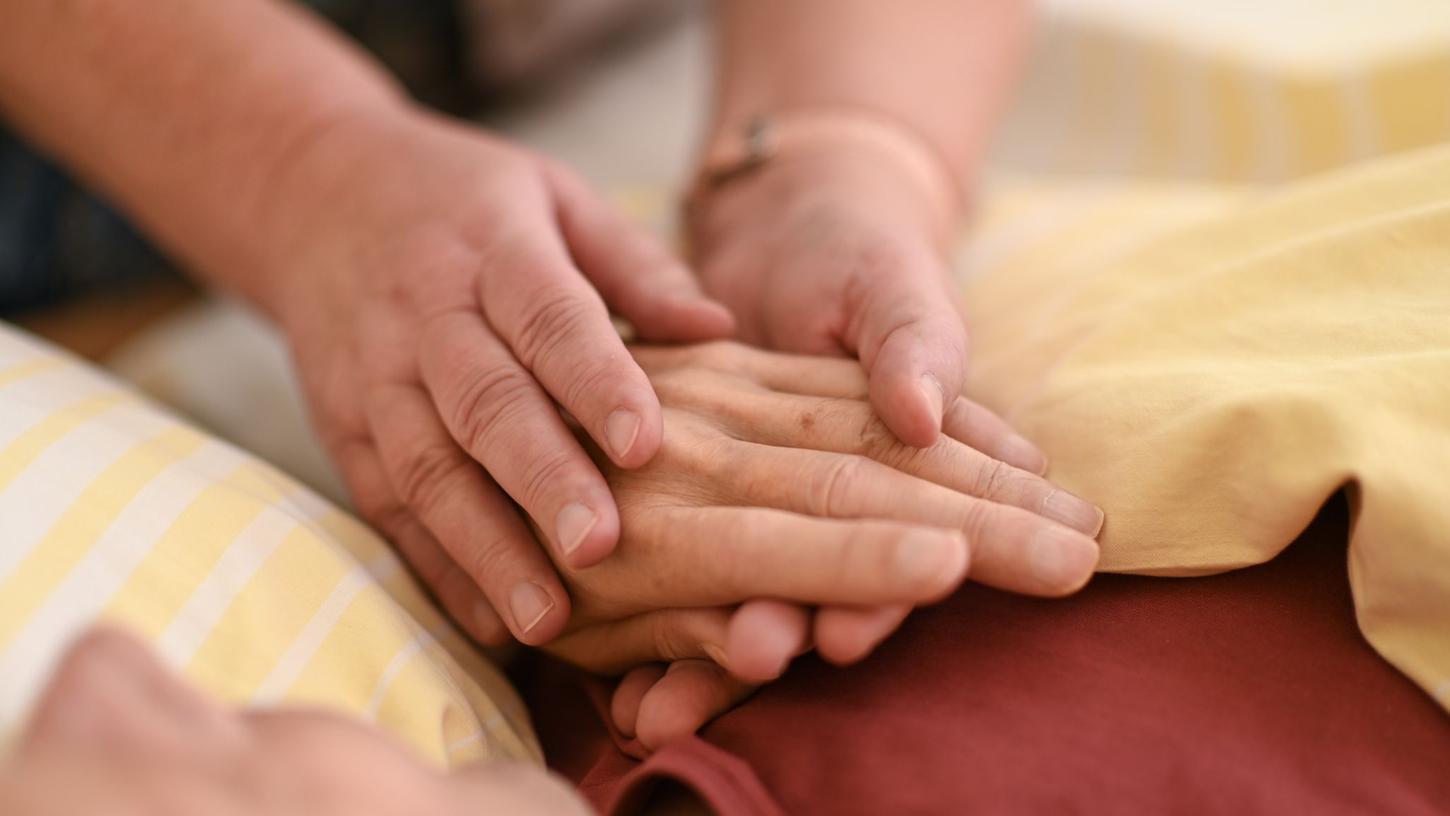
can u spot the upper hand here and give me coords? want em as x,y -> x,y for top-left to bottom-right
689,140 -> 1026,459
252,108 -> 734,646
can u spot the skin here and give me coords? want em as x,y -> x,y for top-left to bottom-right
0,0 -> 730,648
0,0 -> 1067,753
700,0 -> 1033,446
536,344 -> 1103,748
0,0 -> 1040,660
0,348 -> 1098,810
1,627 -> 591,816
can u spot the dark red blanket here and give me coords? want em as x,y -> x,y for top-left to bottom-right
518,497 -> 1450,815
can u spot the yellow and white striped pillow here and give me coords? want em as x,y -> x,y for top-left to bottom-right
0,324 -> 536,767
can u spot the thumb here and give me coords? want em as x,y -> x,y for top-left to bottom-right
852,246 -> 969,448
543,160 -> 736,342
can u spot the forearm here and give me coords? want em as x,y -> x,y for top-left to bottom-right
0,0 -> 406,307
706,0 -> 1032,197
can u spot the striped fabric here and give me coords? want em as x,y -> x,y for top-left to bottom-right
0,325 -> 538,766
997,0 -> 1450,183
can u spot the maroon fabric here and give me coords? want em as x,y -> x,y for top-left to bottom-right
519,498 -> 1450,815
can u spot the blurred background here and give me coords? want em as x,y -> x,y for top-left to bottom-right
12,0 -> 1450,501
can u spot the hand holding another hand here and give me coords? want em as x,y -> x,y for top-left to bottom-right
251,107 -> 735,647
540,342 -> 1103,749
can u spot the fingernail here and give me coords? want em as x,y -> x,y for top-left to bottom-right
996,434 -> 1049,475
508,582 -> 555,635
919,375 -> 945,430
1040,490 -> 1105,536
555,502 -> 597,557
896,529 -> 965,593
1029,526 -> 1100,592
606,409 -> 641,460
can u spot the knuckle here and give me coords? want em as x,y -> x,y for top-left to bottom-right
518,448 -> 581,514
856,409 -> 919,468
511,288 -> 605,370
559,358 -> 627,422
456,532 -> 523,589
448,364 -> 536,457
393,441 -> 467,519
969,457 -> 1015,501
648,615 -> 688,662
810,456 -> 868,517
956,498 -> 996,547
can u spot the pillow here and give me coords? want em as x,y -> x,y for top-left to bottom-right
0,323 -> 536,767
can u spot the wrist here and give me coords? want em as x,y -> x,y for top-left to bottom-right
686,109 -> 967,251
686,134 -> 960,261
227,97 -> 419,324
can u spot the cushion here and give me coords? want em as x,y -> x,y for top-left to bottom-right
0,323 -> 535,767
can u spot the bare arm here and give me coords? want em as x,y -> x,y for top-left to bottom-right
0,0 -> 402,309
707,0 -> 1031,204
0,0 -> 741,649
691,1 -> 1033,452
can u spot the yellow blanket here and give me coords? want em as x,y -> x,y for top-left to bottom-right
964,145 -> 1450,713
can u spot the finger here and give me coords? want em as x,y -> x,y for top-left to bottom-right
417,311 -> 620,568
635,660 -> 756,752
701,346 -> 1049,474
544,607 -> 734,674
723,600 -> 812,683
717,443 -> 1099,596
544,161 -> 736,342
611,665 -> 666,739
613,506 -> 969,607
475,228 -> 666,471
814,605 -> 910,666
708,391 -> 1102,535
389,517 -> 511,647
943,397 -> 1048,476
330,439 -> 508,646
849,256 -> 969,449
367,382 -> 569,644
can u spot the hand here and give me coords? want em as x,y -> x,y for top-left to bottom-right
251,108 -> 734,647
689,140 -> 1027,460
8,627 -> 588,815
538,342 -> 1103,749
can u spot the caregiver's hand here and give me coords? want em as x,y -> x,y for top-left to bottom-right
690,140 -> 1021,457
541,342 -> 1103,748
254,108 -> 734,647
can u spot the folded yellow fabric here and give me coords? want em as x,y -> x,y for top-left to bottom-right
0,327 -> 537,765
963,143 -> 1450,713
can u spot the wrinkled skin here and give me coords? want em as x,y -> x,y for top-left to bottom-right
535,343 -> 1104,749
262,108 -> 736,650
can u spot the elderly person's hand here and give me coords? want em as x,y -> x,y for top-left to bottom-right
252,108 -> 736,649
527,343 -> 1102,750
